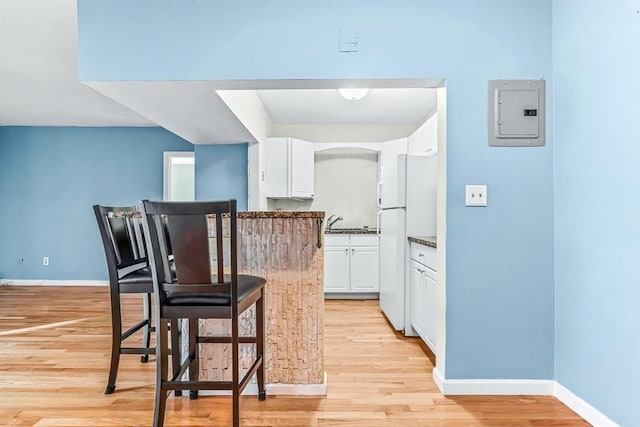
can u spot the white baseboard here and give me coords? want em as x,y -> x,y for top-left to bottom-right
436,376 -> 554,395
554,382 -> 619,427
432,366 -> 445,393
198,372 -> 327,397
433,371 -> 619,427
1,279 -> 108,286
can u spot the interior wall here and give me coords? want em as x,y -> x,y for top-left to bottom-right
194,143 -> 249,210
270,148 -> 379,229
78,0 -> 555,381
0,126 -> 193,280
552,1 -> 640,425
408,113 -> 438,154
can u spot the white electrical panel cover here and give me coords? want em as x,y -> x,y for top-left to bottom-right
488,80 -> 545,147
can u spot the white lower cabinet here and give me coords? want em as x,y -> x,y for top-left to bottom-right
324,246 -> 350,292
409,242 -> 437,353
324,234 -> 379,295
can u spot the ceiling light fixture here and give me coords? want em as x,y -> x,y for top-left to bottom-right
337,88 -> 370,101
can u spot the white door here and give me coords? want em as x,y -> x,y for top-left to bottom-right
378,208 -> 406,330
324,246 -> 350,292
350,246 -> 379,292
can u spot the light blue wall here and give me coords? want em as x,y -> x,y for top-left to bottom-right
553,1 -> 640,425
0,127 -> 193,280
194,144 -> 248,210
77,0 -> 555,381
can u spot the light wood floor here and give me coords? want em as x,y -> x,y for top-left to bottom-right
0,286 -> 588,426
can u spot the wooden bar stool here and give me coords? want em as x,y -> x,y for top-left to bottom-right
140,199 -> 266,427
93,205 -> 180,395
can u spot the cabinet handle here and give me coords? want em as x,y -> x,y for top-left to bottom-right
418,253 -> 424,257
345,248 -> 349,254
351,248 -> 355,254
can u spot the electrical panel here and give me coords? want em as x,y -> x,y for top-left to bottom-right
488,80 -> 545,147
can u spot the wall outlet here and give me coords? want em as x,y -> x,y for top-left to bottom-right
43,257 -> 49,266
466,185 -> 487,207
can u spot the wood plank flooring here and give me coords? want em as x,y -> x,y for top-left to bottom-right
0,286 -> 588,426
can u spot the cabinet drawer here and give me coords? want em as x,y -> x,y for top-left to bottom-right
324,234 -> 350,246
410,242 -> 436,270
350,234 -> 378,247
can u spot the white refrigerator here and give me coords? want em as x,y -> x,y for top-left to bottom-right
378,154 -> 437,332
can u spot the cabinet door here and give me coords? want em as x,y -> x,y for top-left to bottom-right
290,139 -> 315,198
350,246 -> 379,292
423,268 -> 437,353
324,246 -> 350,292
379,138 -> 407,208
409,260 -> 424,336
265,137 -> 289,198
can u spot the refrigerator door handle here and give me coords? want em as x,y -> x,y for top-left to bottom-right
376,181 -> 383,208
376,211 -> 382,235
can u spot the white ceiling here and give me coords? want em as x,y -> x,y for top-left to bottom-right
0,0 -> 440,143
0,0 -> 153,127
257,88 -> 437,125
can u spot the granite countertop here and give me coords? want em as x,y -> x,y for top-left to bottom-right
408,236 -> 437,248
325,228 -> 378,235
115,210 -> 325,219
239,211 -> 325,218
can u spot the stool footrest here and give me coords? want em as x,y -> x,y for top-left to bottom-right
197,336 -> 257,344
239,355 -> 263,392
165,380 -> 233,391
122,319 -> 150,341
121,347 -> 155,355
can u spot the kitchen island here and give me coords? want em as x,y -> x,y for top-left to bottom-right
197,211 -> 326,391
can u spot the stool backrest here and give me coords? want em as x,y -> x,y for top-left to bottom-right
93,205 -> 148,279
140,200 -> 238,305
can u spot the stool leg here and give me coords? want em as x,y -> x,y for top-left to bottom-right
256,292 -> 266,401
170,319 -> 182,397
141,293 -> 152,363
232,313 -> 240,427
105,286 -> 122,394
153,318 -> 169,427
188,319 -> 199,400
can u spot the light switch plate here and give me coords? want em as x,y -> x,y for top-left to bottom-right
466,185 -> 487,207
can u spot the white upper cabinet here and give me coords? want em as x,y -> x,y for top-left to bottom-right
265,137 -> 315,199
378,138 -> 407,208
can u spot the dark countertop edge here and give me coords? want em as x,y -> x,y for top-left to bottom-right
325,229 -> 378,235
408,236 -> 437,248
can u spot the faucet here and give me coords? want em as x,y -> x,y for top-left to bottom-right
326,214 -> 344,230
